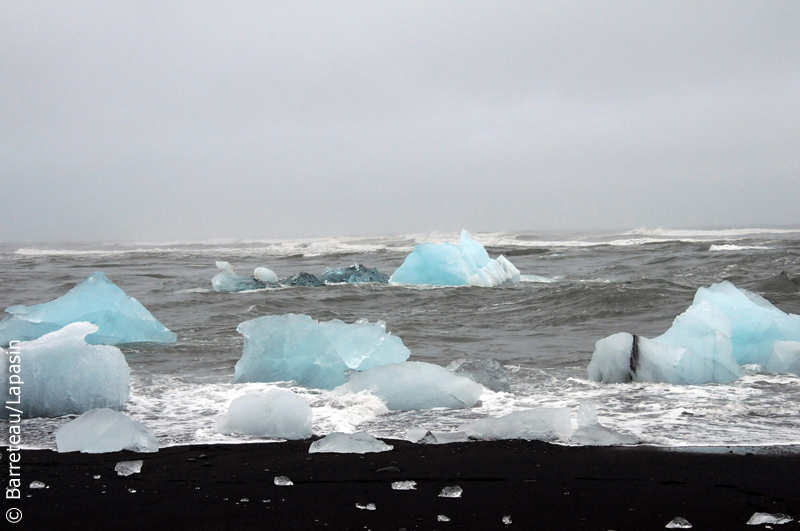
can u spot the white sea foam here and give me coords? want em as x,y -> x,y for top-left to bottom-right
708,244 -> 772,252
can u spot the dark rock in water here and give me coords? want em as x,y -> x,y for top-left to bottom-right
320,264 -> 390,284
447,357 -> 512,392
280,272 -> 324,287
750,271 -> 800,294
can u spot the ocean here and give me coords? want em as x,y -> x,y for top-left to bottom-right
3,227 -> 800,450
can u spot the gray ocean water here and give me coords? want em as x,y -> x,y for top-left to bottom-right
3,228 -> 800,449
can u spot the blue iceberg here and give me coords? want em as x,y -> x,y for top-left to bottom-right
333,361 -> 483,410
212,261 -> 272,292
0,271 -> 177,346
212,262 -> 390,292
389,230 -> 520,287
234,314 -> 410,389
1,322 -> 130,418
588,281 -> 800,384
320,264 -> 389,284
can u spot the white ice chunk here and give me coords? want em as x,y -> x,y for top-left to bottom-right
333,361 -> 483,410
666,517 -> 693,528
115,460 -> 143,476
0,272 -> 176,346
439,486 -> 463,498
391,481 -> 417,490
355,503 -> 376,510
447,357 -> 511,392
308,432 -> 393,454
235,314 -> 410,389
274,476 -> 293,486
747,512 -> 793,525
389,230 -> 520,287
462,408 -> 572,441
56,408 -> 159,453
29,481 -> 46,489
502,515 -> 512,525
214,389 -> 312,440
254,266 -> 279,283
570,402 -> 638,446
438,515 -> 451,522
765,341 -> 800,376
1,323 -> 130,418
211,261 -> 266,292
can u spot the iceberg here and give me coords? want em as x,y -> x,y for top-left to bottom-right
333,361 -> 483,410
1,323 -> 130,418
213,262 -> 390,292
764,341 -> 800,376
447,357 -> 512,392
234,314 -> 410,389
588,281 -> 800,384
320,264 -> 389,284
389,230 -> 520,287
55,408 -> 159,453
215,389 -> 312,439
0,271 -> 176,346
212,261 -> 270,292
308,432 -> 393,454
254,266 -> 279,283
461,408 -> 572,441
279,271 -> 323,287
569,402 -> 638,446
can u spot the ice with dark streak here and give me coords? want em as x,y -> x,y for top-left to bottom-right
587,281 -> 800,384
234,314 -> 410,389
1,322 -> 130,419
56,408 -> 158,453
0,271 -> 176,346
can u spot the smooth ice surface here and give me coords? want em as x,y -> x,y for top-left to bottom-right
0,272 -> 176,346
235,314 -> 410,389
115,460 -> 143,476
215,390 -> 312,439
254,266 -> 279,283
56,408 -> 159,453
1,323 -> 130,418
333,361 -> 483,410
462,408 -> 572,441
320,263 -> 389,284
747,512 -> 793,525
447,357 -> 511,392
570,402 -> 639,446
439,486 -> 463,498
588,281 -> 800,385
666,517 -> 693,529
212,261 -> 269,292
308,432 -> 393,454
765,341 -> 800,376
389,230 -> 520,287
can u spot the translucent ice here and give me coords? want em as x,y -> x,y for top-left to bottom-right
570,402 -> 638,446
447,357 -> 511,392
234,314 -> 410,389
1,323 -> 130,418
406,429 -> 470,444
274,476 -> 293,486
439,486 -> 463,498
30,481 -> 46,489
55,408 -> 159,453
254,266 -> 279,283
280,272 -> 323,287
391,481 -> 417,490
355,503 -> 376,510
462,408 -> 572,441
0,271 -> 176,346
389,230 -> 520,287
588,281 -> 800,384
214,390 -> 312,439
308,432 -> 393,454
115,460 -> 143,476
747,512 -> 793,525
320,264 -> 389,284
212,261 -> 270,292
765,341 -> 800,376
666,517 -> 693,528
333,361 -> 483,410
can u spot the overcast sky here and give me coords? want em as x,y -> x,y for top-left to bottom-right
1,1 -> 798,242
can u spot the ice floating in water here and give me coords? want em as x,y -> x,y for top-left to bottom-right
55,408 -> 159,453
462,408 -> 572,442
391,481 -> 417,490
280,271 -> 323,287
320,264 -> 389,284
254,266 -> 279,283
235,314 -> 410,389
666,516 -> 693,528
747,512 -> 793,525
308,432 -> 393,454
588,281 -> 800,384
213,262 -> 389,292
334,361 -> 483,410
447,357 -> 511,392
570,402 -> 638,446
115,460 -> 144,476
214,390 -> 312,439
274,476 -> 293,486
0,271 -> 176,346
212,261 -> 269,292
439,486 -> 463,498
765,341 -> 800,376
389,230 -> 520,287
1,323 -> 130,418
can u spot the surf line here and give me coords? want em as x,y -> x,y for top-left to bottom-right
6,339 -> 23,502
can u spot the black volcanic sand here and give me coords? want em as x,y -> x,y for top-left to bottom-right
7,440 -> 800,530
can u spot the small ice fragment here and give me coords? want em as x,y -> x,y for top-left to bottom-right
30,481 -> 46,489
502,515 -> 512,524
128,488 -> 136,493
254,267 -> 279,284
320,264 -> 389,284
93,475 -> 101,479
439,486 -> 463,498
747,512 -> 793,525
391,481 -> 417,490
666,516 -> 693,528
240,498 -> 249,503
309,432 -> 393,454
438,515 -> 451,522
274,476 -> 293,486
355,503 -> 376,510
115,460 -> 143,476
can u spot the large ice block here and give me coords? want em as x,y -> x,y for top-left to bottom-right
214,389 -> 312,439
389,230 -> 520,287
55,408 -> 159,453
447,357 -> 512,392
587,281 -> 800,384
333,361 -> 483,410
0,271 -> 177,346
308,432 -> 393,453
234,314 -> 411,389
1,322 -> 130,418
461,408 -> 572,441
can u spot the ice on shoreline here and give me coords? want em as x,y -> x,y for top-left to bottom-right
0,271 -> 176,346
56,408 -> 159,453
389,230 -> 520,287
215,389 -> 312,439
309,432 -> 393,453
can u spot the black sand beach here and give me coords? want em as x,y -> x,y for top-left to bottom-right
7,440 -> 799,530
